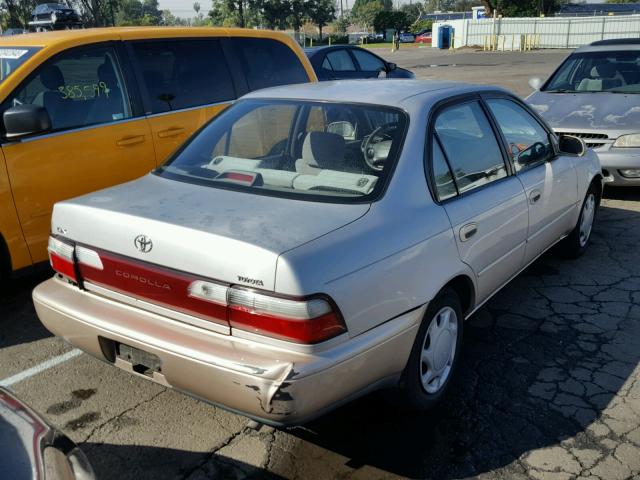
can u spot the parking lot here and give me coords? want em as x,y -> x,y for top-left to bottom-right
2,48 -> 639,480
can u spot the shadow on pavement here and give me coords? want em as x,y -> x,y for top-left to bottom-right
82,442 -> 286,480
0,267 -> 53,348
281,202 -> 640,478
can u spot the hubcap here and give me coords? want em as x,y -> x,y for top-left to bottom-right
420,306 -> 458,394
579,193 -> 596,247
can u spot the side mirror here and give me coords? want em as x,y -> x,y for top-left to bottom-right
386,62 -> 397,72
377,68 -> 387,79
4,104 -> 51,139
558,134 -> 586,156
528,77 -> 543,91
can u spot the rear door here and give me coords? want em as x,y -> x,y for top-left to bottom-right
484,96 -> 578,265
429,99 -> 529,304
128,38 -> 236,164
1,43 -> 155,264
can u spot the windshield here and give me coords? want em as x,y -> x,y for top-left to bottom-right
0,47 -> 40,84
544,50 -> 640,93
157,99 -> 407,202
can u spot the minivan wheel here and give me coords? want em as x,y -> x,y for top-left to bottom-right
559,184 -> 599,259
401,287 -> 464,410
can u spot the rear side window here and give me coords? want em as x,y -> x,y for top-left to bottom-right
325,50 -> 356,72
434,101 -> 507,195
5,45 -> 131,132
230,38 -> 309,91
130,39 -> 235,114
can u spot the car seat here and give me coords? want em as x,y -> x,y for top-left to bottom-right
86,59 -> 125,125
295,131 -> 346,174
577,63 -> 625,91
35,65 -> 67,129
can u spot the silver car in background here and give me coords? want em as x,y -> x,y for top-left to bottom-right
528,39 -> 640,186
33,80 -> 602,425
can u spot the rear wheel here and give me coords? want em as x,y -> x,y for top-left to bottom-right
401,288 -> 464,410
559,183 -> 600,259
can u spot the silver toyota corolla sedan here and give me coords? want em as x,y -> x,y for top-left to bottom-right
528,39 -> 640,186
33,80 -> 602,425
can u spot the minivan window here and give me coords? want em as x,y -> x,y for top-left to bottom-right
131,39 -> 235,114
5,46 -> 131,131
0,47 -> 41,84
434,101 -> 507,194
158,99 -> 407,202
230,38 -> 309,91
544,50 -> 640,93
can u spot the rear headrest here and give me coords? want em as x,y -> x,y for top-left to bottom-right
40,65 -> 64,90
98,61 -> 118,86
302,131 -> 346,169
591,63 -> 617,78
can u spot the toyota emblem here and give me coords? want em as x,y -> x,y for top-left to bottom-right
134,235 -> 153,253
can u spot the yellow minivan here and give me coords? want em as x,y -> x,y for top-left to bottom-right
0,27 -> 316,278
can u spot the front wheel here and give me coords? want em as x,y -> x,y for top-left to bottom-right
401,288 -> 464,410
559,183 -> 600,259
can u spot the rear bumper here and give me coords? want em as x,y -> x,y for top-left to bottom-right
598,149 -> 640,186
33,278 -> 422,425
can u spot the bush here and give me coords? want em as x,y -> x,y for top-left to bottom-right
410,19 -> 433,35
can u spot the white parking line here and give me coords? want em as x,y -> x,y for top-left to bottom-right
0,349 -> 82,387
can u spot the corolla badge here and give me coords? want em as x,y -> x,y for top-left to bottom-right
134,235 -> 153,253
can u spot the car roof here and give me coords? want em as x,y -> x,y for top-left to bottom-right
243,79 -> 506,108
0,26 -> 298,48
576,38 -> 640,53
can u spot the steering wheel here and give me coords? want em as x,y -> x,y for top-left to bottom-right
361,122 -> 398,171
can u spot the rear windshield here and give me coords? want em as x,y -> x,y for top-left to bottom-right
544,50 -> 640,93
0,47 -> 40,85
157,99 -> 407,203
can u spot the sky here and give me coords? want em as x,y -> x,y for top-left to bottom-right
158,0 -> 614,19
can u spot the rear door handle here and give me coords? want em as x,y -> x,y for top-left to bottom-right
116,135 -> 145,147
459,223 -> 478,242
529,189 -> 542,204
157,127 -> 185,138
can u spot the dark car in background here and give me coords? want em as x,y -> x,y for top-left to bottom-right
305,45 -> 414,80
2,28 -> 28,36
29,3 -> 83,31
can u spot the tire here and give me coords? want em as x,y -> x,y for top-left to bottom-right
559,183 -> 600,259
401,287 -> 464,410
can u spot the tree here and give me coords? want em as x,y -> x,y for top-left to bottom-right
258,0 -> 290,29
352,0 -> 391,13
307,0 -> 336,39
352,0 -> 384,29
425,0 -> 456,13
400,3 -> 422,23
287,0 -> 308,32
373,10 -> 409,34
2,0 -> 37,28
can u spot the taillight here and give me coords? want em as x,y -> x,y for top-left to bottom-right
227,288 -> 346,344
47,237 -> 347,344
48,236 -> 76,282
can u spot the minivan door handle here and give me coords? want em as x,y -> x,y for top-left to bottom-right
116,135 -> 145,147
459,223 -> 478,242
157,127 -> 185,138
529,189 -> 542,204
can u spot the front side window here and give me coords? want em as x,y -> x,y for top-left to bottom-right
486,98 -> 553,171
351,49 -> 385,72
434,101 -> 507,194
5,45 -> 130,132
0,47 -> 41,85
231,38 -> 309,91
544,50 -> 640,93
131,39 -> 235,114
158,99 -> 407,202
325,50 -> 356,72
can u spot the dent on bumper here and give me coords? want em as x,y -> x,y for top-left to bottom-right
33,278 -> 422,425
